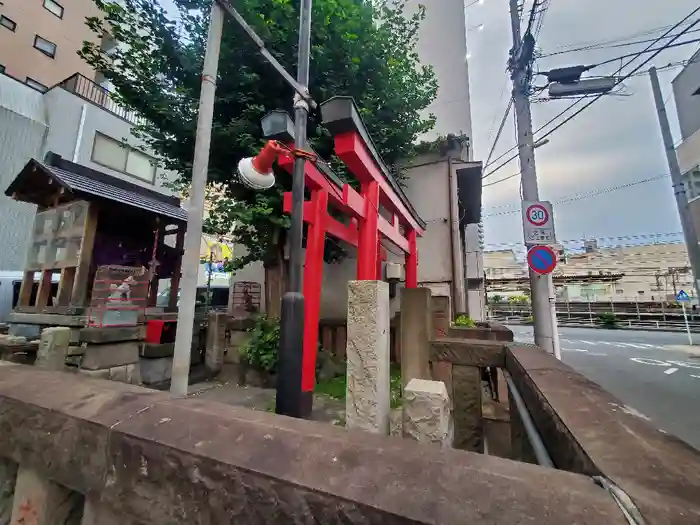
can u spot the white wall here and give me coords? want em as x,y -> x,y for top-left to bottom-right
42,88 -> 176,194
0,76 -> 178,271
0,76 -> 48,270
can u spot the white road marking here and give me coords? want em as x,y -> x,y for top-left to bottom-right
666,360 -> 700,370
630,357 -> 671,366
561,348 -> 608,356
664,368 -> 679,375
691,375 -> 700,379
579,340 -> 596,345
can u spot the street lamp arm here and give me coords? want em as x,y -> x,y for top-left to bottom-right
213,0 -> 317,109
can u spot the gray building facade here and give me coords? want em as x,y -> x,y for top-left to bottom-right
404,0 -> 473,145
0,72 -> 174,271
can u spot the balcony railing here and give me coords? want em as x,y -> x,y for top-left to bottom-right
57,73 -> 142,126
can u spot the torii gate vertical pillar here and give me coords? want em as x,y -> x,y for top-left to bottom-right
357,180 -> 380,280
300,189 -> 328,411
405,229 -> 418,289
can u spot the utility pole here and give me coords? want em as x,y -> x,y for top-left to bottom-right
649,66 -> 700,303
170,2 -> 224,396
276,0 -> 313,418
508,0 -> 559,357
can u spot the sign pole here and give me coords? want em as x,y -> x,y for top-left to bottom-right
682,302 -> 693,346
526,244 -> 561,360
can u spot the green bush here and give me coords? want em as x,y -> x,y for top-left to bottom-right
598,312 -> 619,328
454,314 -> 476,327
524,316 -> 534,325
509,295 -> 530,304
240,315 -> 280,373
490,294 -> 504,304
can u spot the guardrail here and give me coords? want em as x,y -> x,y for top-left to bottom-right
489,314 -> 700,332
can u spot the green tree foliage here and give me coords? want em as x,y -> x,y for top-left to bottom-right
80,0 -> 437,279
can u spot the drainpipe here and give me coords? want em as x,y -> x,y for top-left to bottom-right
447,155 -> 467,315
72,104 -> 87,162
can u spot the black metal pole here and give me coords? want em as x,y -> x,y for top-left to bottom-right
276,0 -> 313,419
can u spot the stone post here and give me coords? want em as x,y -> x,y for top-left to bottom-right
452,365 -> 483,452
205,311 -> 227,375
402,379 -> 452,448
10,466 -> 82,525
345,280 -> 390,434
35,327 -> 71,371
399,288 -> 432,388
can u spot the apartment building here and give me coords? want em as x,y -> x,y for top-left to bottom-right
673,47 -> 700,197
0,0 -> 102,91
484,242 -> 693,302
404,0 -> 474,144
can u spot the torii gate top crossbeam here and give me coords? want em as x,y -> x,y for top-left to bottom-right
320,96 -> 426,234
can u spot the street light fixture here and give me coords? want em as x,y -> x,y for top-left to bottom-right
237,141 -> 280,190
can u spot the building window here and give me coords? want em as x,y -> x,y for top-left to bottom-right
25,77 -> 48,93
91,133 -> 157,183
43,0 -> 64,18
0,15 -> 16,31
34,35 -> 57,58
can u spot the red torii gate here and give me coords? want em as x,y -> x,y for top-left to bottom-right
266,97 -> 426,396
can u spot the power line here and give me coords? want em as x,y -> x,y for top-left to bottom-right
539,26 -> 700,58
483,9 -> 700,179
541,19 -> 699,55
483,170 -> 520,187
484,231 -> 684,248
484,171 -> 670,210
589,37 -> 700,69
484,98 -> 514,169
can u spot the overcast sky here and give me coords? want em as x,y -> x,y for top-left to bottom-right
467,0 -> 699,250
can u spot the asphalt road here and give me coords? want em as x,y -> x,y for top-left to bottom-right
506,325 -> 700,451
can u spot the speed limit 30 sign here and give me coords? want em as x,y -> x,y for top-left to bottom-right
522,201 -> 556,245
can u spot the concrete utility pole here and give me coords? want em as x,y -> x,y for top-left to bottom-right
649,66 -> 700,302
508,0 -> 559,356
170,2 -> 224,396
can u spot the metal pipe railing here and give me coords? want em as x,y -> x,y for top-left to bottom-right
504,372 -> 554,468
505,372 -> 645,524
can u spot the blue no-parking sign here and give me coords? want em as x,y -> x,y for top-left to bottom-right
527,245 -> 557,275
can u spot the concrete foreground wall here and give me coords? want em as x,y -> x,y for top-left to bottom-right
0,365 -> 625,524
427,329 -> 700,523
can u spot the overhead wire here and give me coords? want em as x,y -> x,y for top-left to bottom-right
483,172 -> 672,215
588,37 -> 700,69
482,8 -> 700,180
484,98 -> 514,169
539,27 -> 700,58
541,19 -> 699,55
